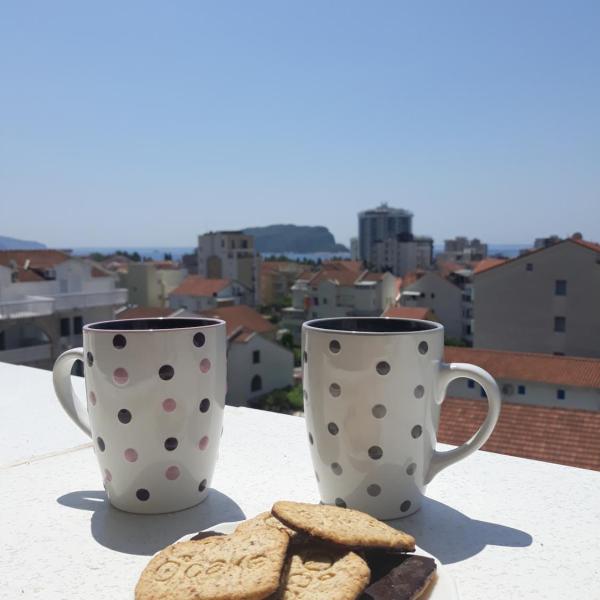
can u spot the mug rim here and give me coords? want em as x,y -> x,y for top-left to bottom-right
302,316 -> 444,335
83,317 -> 226,333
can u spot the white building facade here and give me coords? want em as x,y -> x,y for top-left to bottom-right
226,331 -> 294,407
0,250 -> 127,369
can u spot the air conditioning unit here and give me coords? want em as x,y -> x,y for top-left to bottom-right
502,383 -> 514,396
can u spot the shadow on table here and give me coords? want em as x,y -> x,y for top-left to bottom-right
56,488 -> 245,556
392,497 -> 533,565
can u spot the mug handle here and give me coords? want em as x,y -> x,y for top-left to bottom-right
52,348 -> 92,437
425,362 -> 501,484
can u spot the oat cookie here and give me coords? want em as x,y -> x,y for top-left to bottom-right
273,542 -> 370,600
135,526 -> 289,600
236,512 -> 298,539
272,501 -> 415,551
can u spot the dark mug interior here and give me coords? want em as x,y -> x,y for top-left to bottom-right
85,318 -> 223,331
304,317 -> 440,333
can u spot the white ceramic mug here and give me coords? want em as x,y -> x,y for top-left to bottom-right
53,317 -> 226,514
302,317 -> 501,519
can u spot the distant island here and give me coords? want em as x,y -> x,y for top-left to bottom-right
0,235 -> 46,250
243,225 -> 348,254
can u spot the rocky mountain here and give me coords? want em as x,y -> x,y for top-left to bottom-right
0,235 -> 46,250
243,225 -> 348,254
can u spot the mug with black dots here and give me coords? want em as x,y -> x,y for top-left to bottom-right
302,317 -> 502,519
53,317 -> 226,514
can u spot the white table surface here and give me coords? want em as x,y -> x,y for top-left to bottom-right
1,362 -> 600,599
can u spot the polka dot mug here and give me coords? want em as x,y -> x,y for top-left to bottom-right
52,317 -> 226,514
302,317 -> 501,519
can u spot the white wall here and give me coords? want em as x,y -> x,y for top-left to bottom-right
447,377 -> 600,412
226,334 -> 294,407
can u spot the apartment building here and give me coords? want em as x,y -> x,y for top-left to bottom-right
281,261 -> 398,342
473,236 -> 600,357
168,276 -> 251,312
350,237 -> 359,261
197,231 -> 261,305
358,203 -> 413,262
0,250 -> 127,369
124,261 -> 185,308
441,237 -> 488,262
445,346 -> 600,412
199,305 -> 293,406
369,234 -> 433,276
260,261 -> 306,306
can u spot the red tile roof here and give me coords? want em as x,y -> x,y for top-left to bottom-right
0,249 -> 71,269
170,276 -> 231,297
383,306 -> 435,320
309,268 -> 361,287
572,238 -> 600,252
360,271 -> 386,282
439,397 -> 600,471
472,258 -> 507,274
323,260 -> 364,272
91,265 -> 111,278
116,306 -> 178,319
444,347 -> 600,389
199,304 -> 275,338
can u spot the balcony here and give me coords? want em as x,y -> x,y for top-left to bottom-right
0,289 -> 128,320
53,289 -> 128,311
0,296 -> 55,320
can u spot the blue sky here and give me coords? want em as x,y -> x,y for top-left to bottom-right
1,1 -> 599,247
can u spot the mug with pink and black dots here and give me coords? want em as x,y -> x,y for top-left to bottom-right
53,317 -> 226,514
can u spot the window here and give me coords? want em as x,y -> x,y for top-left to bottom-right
431,293 -> 435,299
518,385 -> 526,395
323,298 -> 328,304
467,380 -> 475,389
60,318 -> 70,337
557,389 -> 566,400
313,297 -> 319,306
526,263 -> 533,271
242,240 -> 248,248
73,316 -> 83,335
251,374 -> 262,392
253,350 -> 260,364
555,280 -> 567,296
221,239 -> 225,247
554,316 -> 566,333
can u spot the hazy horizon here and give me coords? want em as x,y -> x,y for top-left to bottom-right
2,1 -> 599,247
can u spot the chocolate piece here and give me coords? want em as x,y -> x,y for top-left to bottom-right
360,554 -> 436,600
189,530 -> 224,541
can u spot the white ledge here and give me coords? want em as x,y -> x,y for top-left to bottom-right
1,362 -> 599,599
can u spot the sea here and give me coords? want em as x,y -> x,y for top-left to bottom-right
71,244 -> 530,262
